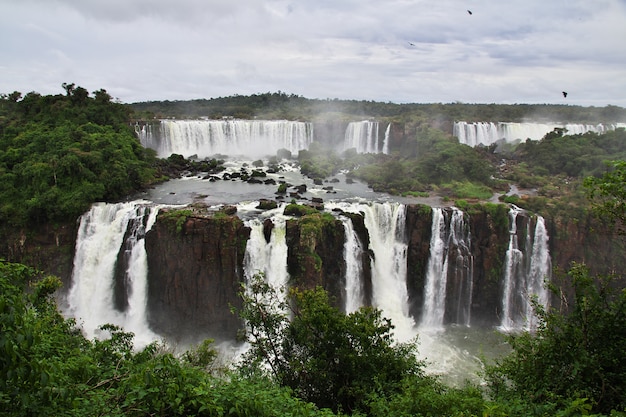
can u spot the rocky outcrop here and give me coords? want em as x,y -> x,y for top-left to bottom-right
145,209 -> 250,343
285,212 -> 346,307
0,222 -> 77,289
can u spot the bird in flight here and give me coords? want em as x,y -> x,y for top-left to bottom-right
467,9 -> 473,15
408,42 -> 415,46
562,91 -> 568,98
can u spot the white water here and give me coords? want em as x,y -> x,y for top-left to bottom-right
420,208 -> 473,330
421,208 -> 449,330
454,121 -> 626,147
340,216 -> 364,313
343,121 -> 390,154
137,119 -> 313,159
525,216 -> 551,330
329,201 -> 415,340
67,202 -> 159,347
242,205 -> 290,294
500,207 -> 551,331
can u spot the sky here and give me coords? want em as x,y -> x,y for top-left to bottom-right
2,0 -> 626,107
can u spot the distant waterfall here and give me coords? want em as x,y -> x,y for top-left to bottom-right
453,121 -> 626,147
341,216 -> 364,313
137,119 -> 313,159
500,207 -> 551,331
420,208 -> 473,330
382,123 -> 391,154
344,121 -> 390,154
68,202 -> 159,346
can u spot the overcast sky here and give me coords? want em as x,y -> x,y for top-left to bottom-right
2,0 -> 626,107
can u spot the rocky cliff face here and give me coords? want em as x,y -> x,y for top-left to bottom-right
5,201 -> 626,341
144,209 -> 250,343
285,212 -> 346,307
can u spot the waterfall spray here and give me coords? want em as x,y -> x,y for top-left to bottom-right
68,201 -> 159,347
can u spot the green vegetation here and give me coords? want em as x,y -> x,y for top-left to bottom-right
299,127 -> 499,199
0,260 -> 336,416
129,92 -> 626,124
160,208 -> 194,234
0,85 -> 164,226
585,160 -> 626,234
2,258 -> 626,416
235,274 -> 486,416
484,263 -> 626,415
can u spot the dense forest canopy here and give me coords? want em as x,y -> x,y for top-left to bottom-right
0,85 -> 166,226
130,91 -> 626,123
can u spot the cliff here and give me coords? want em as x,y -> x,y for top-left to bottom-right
144,208 -> 250,343
4,201 -> 626,342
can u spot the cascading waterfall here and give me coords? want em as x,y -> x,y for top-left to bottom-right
524,215 -> 551,330
137,119 -> 313,159
420,208 -> 473,330
382,123 -> 391,154
449,209 -> 474,327
67,201 -> 159,347
332,202 -> 415,340
454,121 -> 626,147
500,206 -> 524,331
500,207 -> 551,331
421,208 -> 448,330
242,206 -> 290,294
344,121 -> 390,154
340,216 -> 364,313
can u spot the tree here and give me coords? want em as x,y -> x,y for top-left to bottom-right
234,274 -> 424,414
585,160 -> 626,234
484,263 -> 626,415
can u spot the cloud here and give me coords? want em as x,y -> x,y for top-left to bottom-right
1,0 -> 625,107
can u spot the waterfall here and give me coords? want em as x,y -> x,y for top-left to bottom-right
331,202 -> 415,340
68,201 -> 159,346
382,123 -> 391,154
421,208 -> 448,330
420,208 -> 473,330
500,207 -> 551,331
500,206 -> 524,330
137,119 -> 313,159
449,209 -> 474,327
344,121 -> 383,154
525,216 -> 551,330
243,207 -> 290,292
340,216 -> 364,313
454,121 -> 626,147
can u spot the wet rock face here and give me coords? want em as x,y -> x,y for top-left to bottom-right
145,212 -> 250,343
285,213 -> 346,307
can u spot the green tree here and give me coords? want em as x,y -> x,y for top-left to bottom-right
484,263 -> 626,415
585,160 -> 626,234
235,274 -> 424,414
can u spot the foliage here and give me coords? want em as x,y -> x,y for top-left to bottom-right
0,85 -> 163,226
0,260 -> 340,417
484,263 -> 626,415
234,275 -> 426,414
160,208 -> 194,234
585,160 -> 626,234
128,93 -> 626,124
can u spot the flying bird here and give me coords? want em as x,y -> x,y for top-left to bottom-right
562,91 -> 568,98
467,9 -> 473,15
408,42 -> 415,46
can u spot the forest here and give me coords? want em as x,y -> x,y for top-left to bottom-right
1,86 -> 626,416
